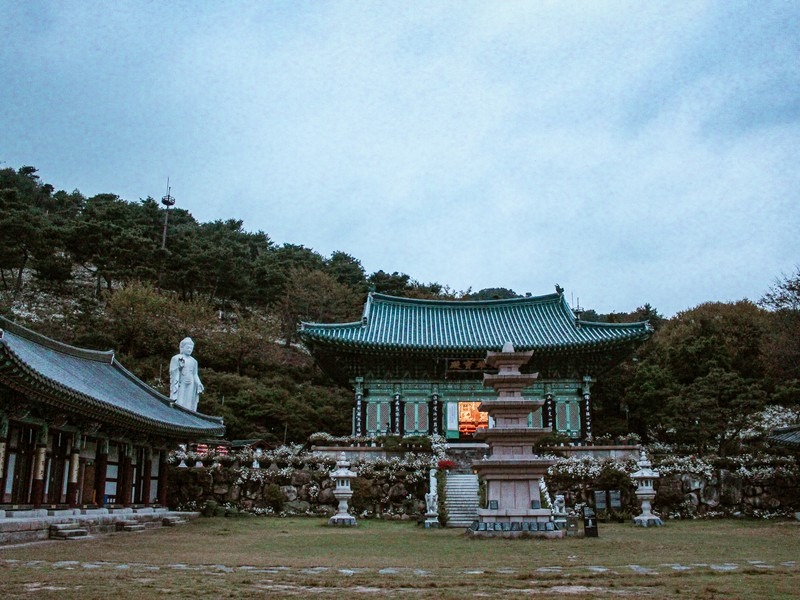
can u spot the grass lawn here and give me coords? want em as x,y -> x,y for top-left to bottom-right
0,517 -> 798,598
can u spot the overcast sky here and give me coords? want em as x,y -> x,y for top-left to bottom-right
2,1 -> 798,316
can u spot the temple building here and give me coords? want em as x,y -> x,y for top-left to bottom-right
0,317 -> 224,510
299,288 -> 651,442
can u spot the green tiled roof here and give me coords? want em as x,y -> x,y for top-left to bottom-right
0,318 -> 224,438
299,292 -> 652,354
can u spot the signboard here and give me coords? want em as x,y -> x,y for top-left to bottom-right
609,490 -> 622,510
582,506 -> 599,538
593,490 -> 607,510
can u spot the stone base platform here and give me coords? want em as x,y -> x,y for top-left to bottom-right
0,508 -> 200,545
328,515 -> 357,527
634,515 -> 663,527
466,520 -> 566,539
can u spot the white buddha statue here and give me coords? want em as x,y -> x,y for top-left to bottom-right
169,337 -> 204,411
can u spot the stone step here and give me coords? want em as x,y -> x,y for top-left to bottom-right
49,524 -> 89,539
162,516 -> 187,527
116,521 -> 146,532
50,522 -> 83,532
445,472 -> 480,527
51,528 -> 89,539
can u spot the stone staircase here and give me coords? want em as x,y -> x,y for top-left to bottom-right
49,523 -> 89,540
445,472 -> 479,527
115,520 -> 147,532
162,515 -> 187,527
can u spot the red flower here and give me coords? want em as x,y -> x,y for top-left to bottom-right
438,459 -> 456,470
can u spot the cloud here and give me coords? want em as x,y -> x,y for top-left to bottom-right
1,1 -> 798,316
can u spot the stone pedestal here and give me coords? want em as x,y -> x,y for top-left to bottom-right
469,342 -> 563,538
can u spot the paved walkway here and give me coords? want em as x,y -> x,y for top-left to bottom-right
2,556 -> 796,575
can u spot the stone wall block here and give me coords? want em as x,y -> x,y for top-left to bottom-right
719,470 -> 742,505
388,483 -> 407,500
743,485 -> 762,497
317,488 -> 336,505
286,500 -> 310,513
281,485 -> 298,502
681,474 -> 704,493
291,470 -> 312,486
701,485 -> 720,507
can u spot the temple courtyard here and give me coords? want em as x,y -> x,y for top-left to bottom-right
0,518 -> 798,598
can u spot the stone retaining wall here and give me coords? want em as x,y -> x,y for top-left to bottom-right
170,454 -> 799,520
170,463 -> 427,519
655,468 -> 799,517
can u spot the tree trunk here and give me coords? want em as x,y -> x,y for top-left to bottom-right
13,253 -> 29,293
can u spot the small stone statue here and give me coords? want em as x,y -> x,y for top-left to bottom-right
424,466 -> 440,528
425,490 -> 438,514
169,337 -> 204,411
554,494 -> 566,515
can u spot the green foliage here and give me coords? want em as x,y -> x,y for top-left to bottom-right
326,251 -> 367,291
367,270 -> 411,296
350,477 -> 377,514
534,431 -> 573,454
664,368 -> 767,456
464,287 -> 520,300
2,165 -> 794,458
263,483 -> 286,512
104,281 -> 216,359
436,469 -> 448,526
595,465 -> 634,491
618,301 -> 774,455
276,267 -> 362,345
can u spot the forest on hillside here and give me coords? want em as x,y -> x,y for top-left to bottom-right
1,166 -> 798,453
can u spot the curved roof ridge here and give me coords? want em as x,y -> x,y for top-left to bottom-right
0,316 -> 114,363
370,291 -> 562,307
299,288 -> 652,353
578,318 -> 654,330
299,319 -> 365,330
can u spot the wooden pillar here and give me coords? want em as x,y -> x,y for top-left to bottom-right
354,378 -> 364,436
94,439 -> 109,507
544,387 -> 555,430
392,389 -> 402,435
31,423 -> 48,508
141,448 -> 153,506
0,413 -> 8,486
157,450 -> 169,506
120,444 -> 133,507
429,392 -> 440,436
66,433 -> 81,508
581,377 -> 593,441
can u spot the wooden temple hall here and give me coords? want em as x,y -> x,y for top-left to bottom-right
300,289 -> 652,441
0,317 -> 224,511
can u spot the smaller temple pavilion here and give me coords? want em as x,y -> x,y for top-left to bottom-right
300,288 -> 652,442
0,317 -> 224,511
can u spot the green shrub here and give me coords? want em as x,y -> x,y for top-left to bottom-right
263,484 -> 286,512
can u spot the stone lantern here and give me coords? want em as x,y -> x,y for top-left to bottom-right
328,452 -> 357,526
631,450 -> 663,527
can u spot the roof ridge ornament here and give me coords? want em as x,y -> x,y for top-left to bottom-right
555,284 -> 564,295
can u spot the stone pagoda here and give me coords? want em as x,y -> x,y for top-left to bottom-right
469,342 -> 563,538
